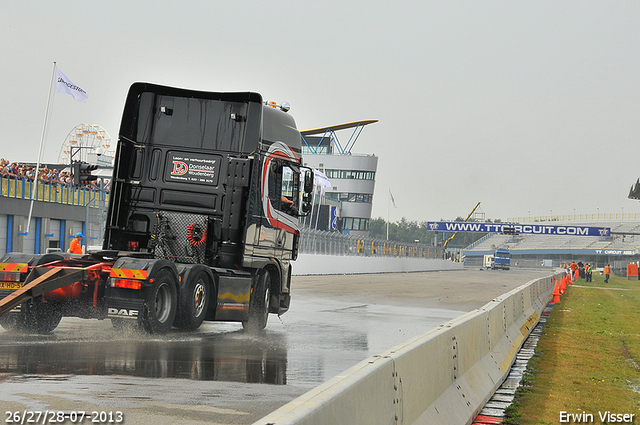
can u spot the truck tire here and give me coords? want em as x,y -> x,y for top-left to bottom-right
142,269 -> 178,334
19,297 -> 63,334
242,271 -> 270,332
0,254 -> 66,334
174,270 -> 211,331
0,314 -> 20,331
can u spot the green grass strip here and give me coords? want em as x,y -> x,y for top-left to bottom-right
505,271 -> 640,424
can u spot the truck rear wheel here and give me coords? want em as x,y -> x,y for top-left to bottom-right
174,270 -> 211,331
142,269 -> 177,334
242,271 -> 270,332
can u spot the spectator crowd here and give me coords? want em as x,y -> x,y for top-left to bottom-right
1,158 -> 110,192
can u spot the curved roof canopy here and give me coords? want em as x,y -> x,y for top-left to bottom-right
299,120 -> 378,155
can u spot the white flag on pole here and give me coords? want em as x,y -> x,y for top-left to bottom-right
55,67 -> 89,102
313,169 -> 332,195
389,188 -> 397,208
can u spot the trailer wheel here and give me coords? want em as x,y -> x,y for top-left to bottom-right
174,270 -> 211,330
242,270 -> 270,332
19,297 -> 63,334
0,314 -> 20,331
142,269 -> 177,334
0,254 -> 65,334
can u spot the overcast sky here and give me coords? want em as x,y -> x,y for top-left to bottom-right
2,1 -> 640,223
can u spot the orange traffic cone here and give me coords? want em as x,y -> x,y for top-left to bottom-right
561,275 -> 568,294
552,278 -> 561,303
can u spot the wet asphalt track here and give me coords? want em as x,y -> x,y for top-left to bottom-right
0,268 -> 552,424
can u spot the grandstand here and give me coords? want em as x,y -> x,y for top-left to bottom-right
462,220 -> 640,271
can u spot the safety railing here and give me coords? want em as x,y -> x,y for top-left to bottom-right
299,228 -> 444,259
0,176 -> 109,207
507,213 -> 640,222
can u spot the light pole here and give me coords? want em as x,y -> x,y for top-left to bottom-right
70,145 -> 96,165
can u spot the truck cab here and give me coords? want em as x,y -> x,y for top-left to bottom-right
103,83 -> 314,330
483,248 -> 510,270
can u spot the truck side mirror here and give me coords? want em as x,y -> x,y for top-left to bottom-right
301,193 -> 313,214
302,193 -> 313,214
304,169 -> 314,194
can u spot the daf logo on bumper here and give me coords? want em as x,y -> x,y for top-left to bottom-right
108,307 -> 139,318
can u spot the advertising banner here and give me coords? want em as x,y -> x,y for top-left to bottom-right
426,222 -> 610,237
330,206 -> 338,231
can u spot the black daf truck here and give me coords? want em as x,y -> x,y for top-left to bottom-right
0,82 -> 313,334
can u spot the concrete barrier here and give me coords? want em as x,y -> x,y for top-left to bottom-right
254,273 -> 560,425
293,254 -> 463,275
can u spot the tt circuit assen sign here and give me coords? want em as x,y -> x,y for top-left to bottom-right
426,222 -> 611,237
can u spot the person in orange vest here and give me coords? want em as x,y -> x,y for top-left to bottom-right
604,264 -> 610,283
569,261 -> 578,281
68,232 -> 84,255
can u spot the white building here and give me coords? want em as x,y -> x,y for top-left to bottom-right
300,120 -> 378,238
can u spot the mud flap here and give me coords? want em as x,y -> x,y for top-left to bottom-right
104,287 -> 145,322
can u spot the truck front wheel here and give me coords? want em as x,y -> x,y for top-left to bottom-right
242,271 -> 270,332
142,269 -> 178,334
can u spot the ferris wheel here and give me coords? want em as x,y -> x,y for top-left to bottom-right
58,124 -> 115,166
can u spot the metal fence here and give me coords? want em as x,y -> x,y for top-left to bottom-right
299,228 -> 444,259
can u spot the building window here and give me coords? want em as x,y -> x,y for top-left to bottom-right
324,169 -> 375,180
326,192 -> 373,203
343,217 -> 369,231
302,146 -> 331,155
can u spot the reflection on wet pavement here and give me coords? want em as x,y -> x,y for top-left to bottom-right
0,295 -> 462,389
0,326 -> 288,384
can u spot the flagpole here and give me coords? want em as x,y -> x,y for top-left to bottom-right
26,61 -> 57,235
387,187 -> 390,240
